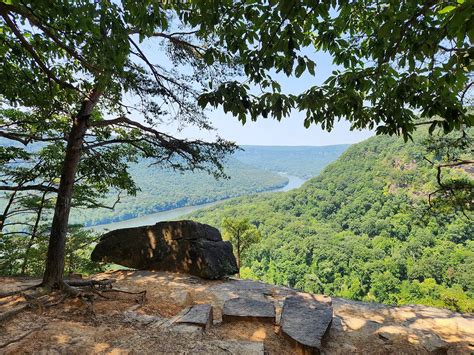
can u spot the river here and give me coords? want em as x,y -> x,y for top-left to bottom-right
90,174 -> 306,232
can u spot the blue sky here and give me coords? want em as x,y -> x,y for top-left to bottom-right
180,49 -> 373,146
133,39 -> 374,147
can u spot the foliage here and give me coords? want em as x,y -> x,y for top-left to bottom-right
198,0 -> 473,138
191,129 -> 474,312
222,217 -> 261,272
0,224 -> 101,276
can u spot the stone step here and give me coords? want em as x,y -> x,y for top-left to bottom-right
279,295 -> 333,354
222,297 -> 275,323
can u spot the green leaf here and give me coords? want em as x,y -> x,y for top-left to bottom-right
438,5 -> 456,14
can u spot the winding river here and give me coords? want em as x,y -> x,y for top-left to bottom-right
90,174 -> 306,232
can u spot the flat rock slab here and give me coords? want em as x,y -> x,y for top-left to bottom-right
222,297 -> 275,323
175,304 -> 213,329
280,295 -> 333,353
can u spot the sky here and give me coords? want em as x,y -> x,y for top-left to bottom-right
182,107 -> 373,147
135,38 -> 374,147
178,49 -> 374,147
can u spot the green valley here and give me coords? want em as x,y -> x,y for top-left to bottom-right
189,131 -> 474,312
71,145 -> 348,226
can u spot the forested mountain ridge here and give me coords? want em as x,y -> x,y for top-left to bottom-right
71,158 -> 288,226
71,144 -> 348,226
235,144 -> 349,178
190,132 -> 474,312
0,143 -> 348,227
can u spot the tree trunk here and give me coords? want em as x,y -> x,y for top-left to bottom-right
42,89 -> 101,288
236,232 -> 241,278
0,189 -> 18,233
20,190 -> 47,275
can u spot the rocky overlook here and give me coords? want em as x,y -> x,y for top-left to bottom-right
1,270 -> 473,354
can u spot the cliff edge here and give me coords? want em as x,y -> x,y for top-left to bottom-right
1,270 -> 473,354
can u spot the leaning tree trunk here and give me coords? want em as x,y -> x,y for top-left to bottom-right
42,89 -> 101,288
0,189 -> 17,233
20,190 -> 47,275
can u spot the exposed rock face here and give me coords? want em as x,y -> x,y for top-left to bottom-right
1,272 -> 473,354
279,295 -> 333,353
91,220 -> 238,279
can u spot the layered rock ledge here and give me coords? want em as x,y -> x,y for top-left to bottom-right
1,271 -> 473,354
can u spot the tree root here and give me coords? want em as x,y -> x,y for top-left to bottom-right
0,327 -> 42,349
0,284 -> 42,299
64,278 -> 114,289
0,305 -> 29,323
0,277 -> 145,324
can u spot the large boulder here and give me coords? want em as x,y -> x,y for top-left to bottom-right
91,220 -> 238,279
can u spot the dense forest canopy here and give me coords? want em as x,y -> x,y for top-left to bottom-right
191,129 -> 474,312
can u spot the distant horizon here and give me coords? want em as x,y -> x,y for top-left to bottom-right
239,142 -> 352,148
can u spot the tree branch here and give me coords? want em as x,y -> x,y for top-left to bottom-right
0,6 -> 77,91
0,185 -> 58,193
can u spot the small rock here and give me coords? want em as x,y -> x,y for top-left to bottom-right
280,295 -> 333,353
222,297 -> 275,323
170,289 -> 192,306
175,304 -> 213,329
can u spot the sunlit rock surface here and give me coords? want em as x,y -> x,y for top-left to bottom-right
91,220 -> 238,279
1,272 -> 473,354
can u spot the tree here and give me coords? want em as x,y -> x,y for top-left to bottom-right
198,0 -> 472,138
1,0 -> 472,290
222,217 -> 261,276
0,1 -> 239,288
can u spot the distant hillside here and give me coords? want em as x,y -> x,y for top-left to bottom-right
72,158 -> 288,226
190,132 -> 474,312
1,142 -> 348,227
235,144 -> 349,178
71,144 -> 349,226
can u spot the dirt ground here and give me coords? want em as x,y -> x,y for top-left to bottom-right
1,271 -> 473,354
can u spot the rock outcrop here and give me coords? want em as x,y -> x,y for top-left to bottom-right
91,220 -> 238,279
1,271 -> 473,354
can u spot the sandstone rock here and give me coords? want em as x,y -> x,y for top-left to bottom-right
175,304 -> 213,329
222,297 -> 275,323
91,220 -> 238,279
280,295 -> 333,353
